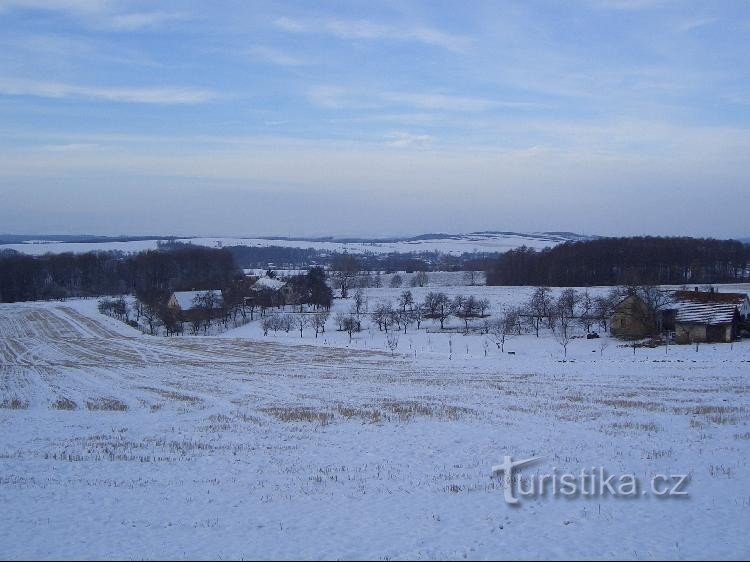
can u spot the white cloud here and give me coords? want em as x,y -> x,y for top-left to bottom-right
40,142 -> 101,151
0,0 -> 110,13
0,78 -> 216,104
0,0 -> 186,31
382,92 -> 515,112
385,131 -> 433,148
248,46 -> 307,67
274,16 -> 306,33
585,0 -> 664,10
308,86 -> 533,113
99,11 -> 187,31
274,16 -> 469,52
677,17 -> 718,33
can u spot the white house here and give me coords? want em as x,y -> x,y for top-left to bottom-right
167,290 -> 223,313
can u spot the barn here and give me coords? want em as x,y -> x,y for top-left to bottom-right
668,289 -> 749,344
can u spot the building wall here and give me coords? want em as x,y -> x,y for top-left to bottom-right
675,323 -> 706,344
675,323 -> 733,344
610,296 -> 654,338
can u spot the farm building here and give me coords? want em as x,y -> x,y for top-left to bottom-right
250,276 -> 294,306
610,294 -> 656,339
610,288 -> 750,343
666,289 -> 749,344
167,290 -> 223,320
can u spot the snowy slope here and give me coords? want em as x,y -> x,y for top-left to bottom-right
0,294 -> 749,559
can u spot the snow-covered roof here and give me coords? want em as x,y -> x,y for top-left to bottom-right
670,291 -> 747,325
252,277 -> 287,291
171,290 -> 223,310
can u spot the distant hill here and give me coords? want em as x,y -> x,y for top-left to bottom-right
0,234 -> 177,245
0,231 -> 592,257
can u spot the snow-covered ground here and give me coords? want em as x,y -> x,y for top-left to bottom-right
1,291 -> 749,559
0,231 -> 580,257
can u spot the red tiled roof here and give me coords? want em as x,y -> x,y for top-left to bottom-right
672,291 -> 747,305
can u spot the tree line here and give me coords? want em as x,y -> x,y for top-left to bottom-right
486,237 -> 750,286
101,266 -> 335,337
226,243 -> 497,273
0,245 -> 238,303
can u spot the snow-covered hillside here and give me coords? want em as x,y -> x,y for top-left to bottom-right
1,291 -> 749,559
0,231 -> 588,256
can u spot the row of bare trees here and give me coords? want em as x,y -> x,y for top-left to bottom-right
261,312 -> 331,338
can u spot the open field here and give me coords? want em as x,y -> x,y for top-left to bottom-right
1,300 -> 749,559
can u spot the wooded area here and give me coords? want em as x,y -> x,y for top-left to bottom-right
485,237 -> 750,286
0,245 -> 238,303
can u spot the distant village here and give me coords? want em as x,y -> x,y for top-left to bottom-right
98,262 -> 750,349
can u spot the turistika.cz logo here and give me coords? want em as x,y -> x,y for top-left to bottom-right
491,456 -> 689,505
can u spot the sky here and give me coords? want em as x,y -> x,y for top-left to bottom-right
0,0 -> 749,239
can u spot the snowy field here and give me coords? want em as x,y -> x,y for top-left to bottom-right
1,294 -> 750,559
0,231 -> 577,257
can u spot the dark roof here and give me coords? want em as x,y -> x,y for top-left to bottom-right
672,291 -> 748,305
671,291 -> 747,325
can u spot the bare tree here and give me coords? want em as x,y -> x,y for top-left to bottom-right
263,313 -> 284,334
593,288 -> 622,332
623,284 -> 673,335
293,313 -> 309,338
334,311 -> 347,331
158,305 -> 182,336
280,314 -> 293,333
525,287 -> 553,335
352,289 -> 368,316
398,289 -> 414,312
331,253 -> 360,298
133,299 -> 144,323
261,315 -> 273,336
577,290 -> 596,334
489,306 -> 521,352
192,291 -> 221,334
452,294 -> 479,333
311,311 -> 329,338
423,291 -> 441,318
413,303 -> 425,330
557,288 -> 580,321
553,308 -> 574,359
342,315 -> 358,342
389,273 -> 403,288
350,288 -> 368,331
412,271 -> 428,287
189,314 -> 202,336
435,293 -> 452,329
399,308 -> 415,334
386,332 -> 400,356
141,302 -> 161,335
477,298 -> 490,318
373,302 -> 396,333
